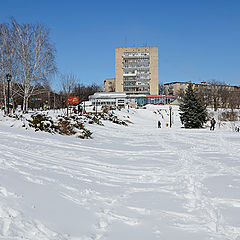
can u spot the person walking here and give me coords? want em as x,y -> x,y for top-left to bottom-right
158,120 -> 161,128
78,105 -> 82,114
210,118 -> 216,131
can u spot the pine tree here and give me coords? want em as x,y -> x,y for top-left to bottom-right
179,83 -> 208,128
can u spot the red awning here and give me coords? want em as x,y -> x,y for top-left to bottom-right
146,95 -> 163,97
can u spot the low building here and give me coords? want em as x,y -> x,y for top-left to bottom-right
104,78 -> 116,92
164,81 -> 240,96
129,95 -> 176,106
89,92 -> 126,108
164,81 -> 192,96
89,92 -> 176,108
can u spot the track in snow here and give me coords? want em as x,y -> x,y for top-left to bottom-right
0,109 -> 240,240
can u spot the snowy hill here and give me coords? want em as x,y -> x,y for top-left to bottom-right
0,107 -> 240,240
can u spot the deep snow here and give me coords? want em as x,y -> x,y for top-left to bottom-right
0,106 -> 240,240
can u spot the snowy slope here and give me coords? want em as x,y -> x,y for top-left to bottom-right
0,107 -> 240,240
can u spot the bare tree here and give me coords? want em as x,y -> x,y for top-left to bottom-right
59,73 -> 77,116
228,90 -> 240,116
0,23 -> 18,111
176,88 -> 185,99
158,82 -> 164,95
72,83 -> 102,102
207,80 -> 227,111
195,83 -> 212,108
11,18 -> 56,112
218,85 -> 230,109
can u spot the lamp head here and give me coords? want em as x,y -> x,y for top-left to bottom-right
6,73 -> 12,82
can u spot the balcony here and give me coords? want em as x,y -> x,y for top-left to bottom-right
125,90 -> 150,94
123,70 -> 137,76
122,55 -> 150,59
123,67 -> 150,71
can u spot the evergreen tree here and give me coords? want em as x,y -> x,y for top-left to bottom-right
179,83 -> 208,128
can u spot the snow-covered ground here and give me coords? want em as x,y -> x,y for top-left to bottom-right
0,106 -> 240,240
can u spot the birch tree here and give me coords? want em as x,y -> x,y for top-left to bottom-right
11,18 -> 56,112
0,23 -> 17,111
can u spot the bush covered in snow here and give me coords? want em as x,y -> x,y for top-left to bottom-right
98,112 -> 128,126
5,111 -> 128,139
27,113 -> 93,139
28,114 -> 59,133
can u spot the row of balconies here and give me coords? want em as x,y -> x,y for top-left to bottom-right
123,67 -> 150,72
123,66 -> 149,70
123,88 -> 150,94
124,76 -> 150,80
123,59 -> 149,63
136,75 -> 150,80
123,55 -> 149,59
136,72 -> 149,75
124,81 -> 150,87
123,52 -> 149,56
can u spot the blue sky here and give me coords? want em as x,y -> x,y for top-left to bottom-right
1,0 -> 240,89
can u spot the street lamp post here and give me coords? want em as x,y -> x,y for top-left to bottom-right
95,100 -> 98,114
6,73 -> 12,115
169,106 -> 172,128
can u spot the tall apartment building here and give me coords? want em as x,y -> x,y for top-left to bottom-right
115,47 -> 159,95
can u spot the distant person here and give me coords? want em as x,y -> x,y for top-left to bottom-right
77,105 -> 82,114
210,118 -> 216,131
158,120 -> 161,128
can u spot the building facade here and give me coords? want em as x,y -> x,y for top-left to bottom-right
164,81 -> 240,96
88,92 -> 176,108
104,78 -> 116,92
115,47 -> 159,95
89,92 -> 126,108
164,81 -> 192,96
128,95 -> 176,106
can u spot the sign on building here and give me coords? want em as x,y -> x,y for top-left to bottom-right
67,97 -> 79,104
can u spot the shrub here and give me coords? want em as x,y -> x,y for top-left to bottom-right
219,111 -> 238,121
